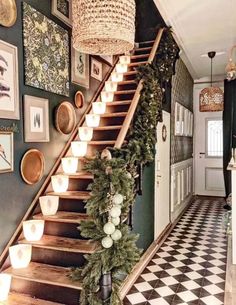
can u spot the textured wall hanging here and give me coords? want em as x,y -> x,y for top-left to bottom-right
23,3 -> 69,96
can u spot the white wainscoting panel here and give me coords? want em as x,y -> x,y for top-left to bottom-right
171,158 -> 193,221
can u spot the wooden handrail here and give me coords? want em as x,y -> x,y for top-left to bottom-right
114,28 -> 165,149
0,57 -> 119,268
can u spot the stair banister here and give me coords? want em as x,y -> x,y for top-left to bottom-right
114,28 -> 165,149
0,57 -> 119,268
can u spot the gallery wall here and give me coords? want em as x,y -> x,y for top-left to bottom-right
0,0 -> 111,255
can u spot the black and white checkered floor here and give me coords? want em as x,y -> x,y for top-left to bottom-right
124,198 -> 227,305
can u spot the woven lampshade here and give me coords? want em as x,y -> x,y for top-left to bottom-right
72,0 -> 136,55
199,87 -> 224,112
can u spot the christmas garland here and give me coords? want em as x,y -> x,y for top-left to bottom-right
71,28 -> 179,305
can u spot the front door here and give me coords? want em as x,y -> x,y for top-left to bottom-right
154,111 -> 170,239
194,108 -> 225,197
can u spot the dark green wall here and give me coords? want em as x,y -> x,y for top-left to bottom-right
0,0 -> 110,255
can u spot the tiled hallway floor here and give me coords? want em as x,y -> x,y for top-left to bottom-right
124,197 -> 228,305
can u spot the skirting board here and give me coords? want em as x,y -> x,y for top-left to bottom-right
120,197 -> 194,299
224,236 -> 236,305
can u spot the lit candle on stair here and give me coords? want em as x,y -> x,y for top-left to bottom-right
119,55 -> 131,65
51,175 -> 69,193
9,244 -> 32,269
78,127 -> 93,141
92,102 -> 106,115
101,91 -> 114,103
61,157 -> 78,174
39,195 -> 59,216
23,220 -> 45,242
115,63 -> 128,74
111,72 -> 123,82
0,274 -> 11,301
71,141 -> 88,157
105,81 -> 118,92
85,114 -> 100,128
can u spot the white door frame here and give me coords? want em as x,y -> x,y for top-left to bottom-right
154,111 -> 171,240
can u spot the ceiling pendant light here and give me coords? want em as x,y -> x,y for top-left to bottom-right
226,45 -> 236,81
72,0 -> 136,55
199,51 -> 224,112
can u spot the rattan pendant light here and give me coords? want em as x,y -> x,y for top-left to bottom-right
199,51 -> 224,112
72,0 -> 136,55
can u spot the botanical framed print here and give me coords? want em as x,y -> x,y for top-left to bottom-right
23,3 -> 70,96
0,40 -> 19,120
24,95 -> 49,142
0,131 -> 13,173
52,0 -> 72,27
71,46 -> 90,88
91,58 -> 103,81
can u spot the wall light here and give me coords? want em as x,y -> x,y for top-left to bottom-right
92,102 -> 106,115
39,195 -> 59,216
111,72 -> 123,82
119,55 -> 131,65
85,114 -> 100,127
0,274 -> 11,301
71,141 -> 88,157
226,45 -> 236,81
61,157 -> 78,174
115,63 -> 128,74
101,92 -> 114,103
9,244 -> 32,269
105,81 -> 118,92
78,127 -> 93,141
23,220 -> 45,242
51,175 -> 69,193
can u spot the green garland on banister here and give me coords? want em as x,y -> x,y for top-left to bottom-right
71,28 -> 179,305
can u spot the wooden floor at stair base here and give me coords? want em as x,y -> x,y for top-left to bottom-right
19,235 -> 97,253
6,293 -> 64,305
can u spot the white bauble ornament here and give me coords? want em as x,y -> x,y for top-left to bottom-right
110,206 -> 121,218
101,148 -> 112,160
101,236 -> 113,248
103,222 -> 116,235
112,194 -> 124,205
111,229 -> 122,241
126,172 -> 132,179
111,217 -> 120,226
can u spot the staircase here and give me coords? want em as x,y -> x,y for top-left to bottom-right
0,29 -> 164,305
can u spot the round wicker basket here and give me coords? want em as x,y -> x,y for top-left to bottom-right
72,0 -> 136,55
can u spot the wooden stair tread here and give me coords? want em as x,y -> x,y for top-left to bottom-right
118,80 -> 136,85
128,61 -> 148,67
4,262 -> 82,290
131,54 -> 149,60
46,191 -> 90,200
113,90 -> 136,95
138,40 -> 155,45
106,100 -> 132,106
53,172 -> 93,179
134,46 -> 152,52
94,125 -> 122,131
123,70 -> 138,76
101,112 -> 127,117
7,293 -> 64,305
88,140 -> 116,145
33,211 -> 91,224
19,235 -> 97,253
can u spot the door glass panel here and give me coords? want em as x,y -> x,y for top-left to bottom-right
206,119 -> 223,157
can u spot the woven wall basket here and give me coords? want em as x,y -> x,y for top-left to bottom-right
72,0 -> 136,55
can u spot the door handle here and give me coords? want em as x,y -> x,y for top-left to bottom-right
199,152 -> 205,155
157,175 -> 162,178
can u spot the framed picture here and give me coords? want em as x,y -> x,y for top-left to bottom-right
0,40 -> 19,120
99,55 -> 113,66
23,3 -> 69,97
24,95 -> 49,142
91,58 -> 103,81
0,131 -> 13,173
52,0 -> 72,26
71,46 -> 90,88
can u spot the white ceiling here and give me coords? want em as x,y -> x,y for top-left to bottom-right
154,0 -> 236,80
